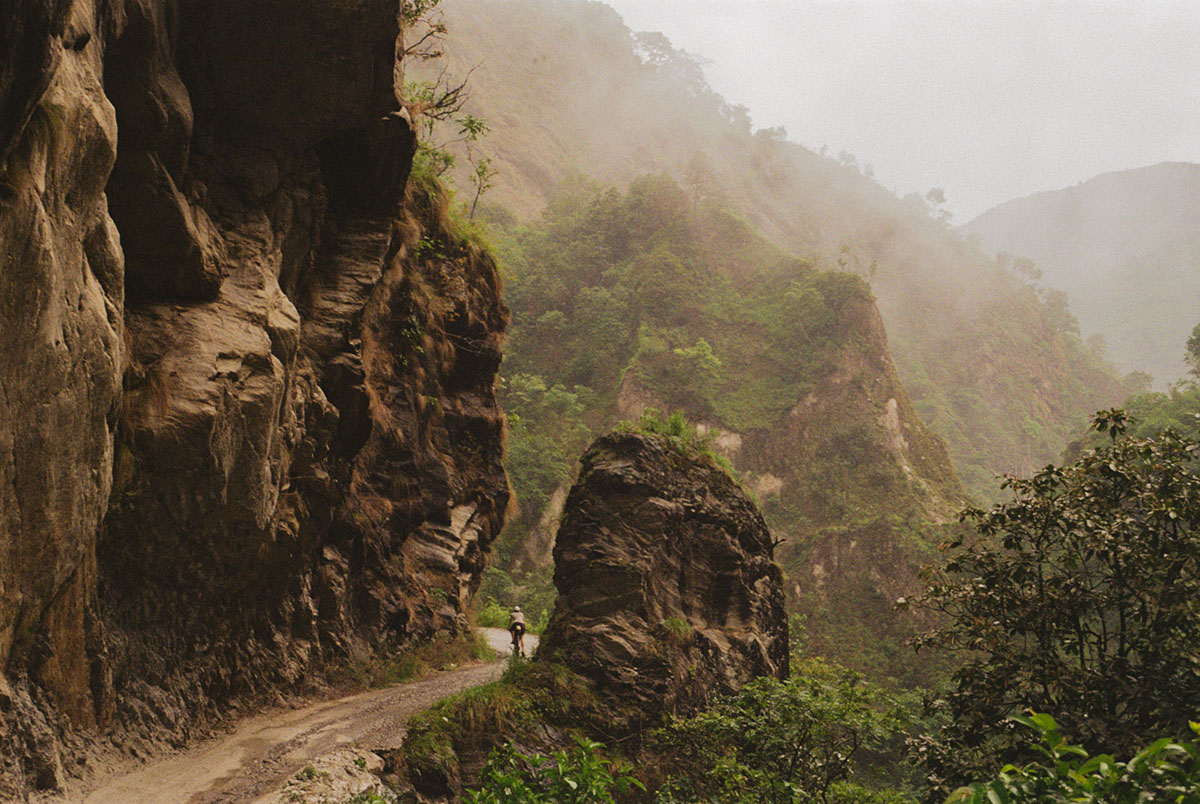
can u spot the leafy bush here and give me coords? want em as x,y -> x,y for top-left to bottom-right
476,566 -> 555,634
395,660 -> 602,794
951,714 -> 1200,804
911,410 -> 1200,793
465,737 -> 645,804
651,658 -> 914,804
619,408 -> 736,477
476,597 -> 510,629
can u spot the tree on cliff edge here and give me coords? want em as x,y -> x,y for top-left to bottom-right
1186,321 -> 1200,379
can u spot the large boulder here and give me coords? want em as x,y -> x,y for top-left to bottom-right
538,430 -> 788,736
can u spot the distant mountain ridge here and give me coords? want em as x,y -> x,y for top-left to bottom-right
962,162 -> 1200,387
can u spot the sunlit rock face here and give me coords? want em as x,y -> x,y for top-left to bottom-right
539,430 -> 788,737
0,3 -> 124,791
0,2 -> 508,798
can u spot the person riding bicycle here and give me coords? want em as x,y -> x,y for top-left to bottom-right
508,605 -> 526,657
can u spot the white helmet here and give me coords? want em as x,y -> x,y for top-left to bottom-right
512,605 -> 521,612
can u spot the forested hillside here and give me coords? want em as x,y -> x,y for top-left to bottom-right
485,174 -> 965,682
418,0 -> 1136,498
963,162 -> 1200,387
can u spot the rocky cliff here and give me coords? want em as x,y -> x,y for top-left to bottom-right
539,430 -> 788,737
387,427 -> 786,801
0,2 -> 508,799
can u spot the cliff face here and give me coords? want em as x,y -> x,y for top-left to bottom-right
539,431 -> 788,737
612,278 -> 965,685
0,2 -> 508,799
740,292 -> 965,683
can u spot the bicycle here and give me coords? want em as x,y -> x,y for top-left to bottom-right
509,622 -> 526,657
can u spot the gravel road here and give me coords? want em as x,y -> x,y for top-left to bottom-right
73,629 -> 537,804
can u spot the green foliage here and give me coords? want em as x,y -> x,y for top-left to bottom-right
396,661 -> 602,795
399,0 -> 441,27
477,565 -> 554,634
475,597 -> 511,630
496,172 -> 857,433
476,592 -> 550,635
952,714 -> 1200,804
660,617 -> 692,642
652,659 -> 914,804
1083,384 -> 1200,446
502,373 -> 593,526
332,631 -> 492,688
618,408 -> 736,477
465,737 -> 645,804
911,410 -> 1200,794
337,791 -> 397,804
1068,334 -> 1200,452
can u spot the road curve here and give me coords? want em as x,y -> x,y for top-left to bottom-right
75,629 -> 537,804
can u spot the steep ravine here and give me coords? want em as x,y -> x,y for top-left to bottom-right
0,3 -> 508,800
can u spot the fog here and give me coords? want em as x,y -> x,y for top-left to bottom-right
602,0 -> 1200,222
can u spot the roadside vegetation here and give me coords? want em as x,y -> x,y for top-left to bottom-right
330,631 -> 494,689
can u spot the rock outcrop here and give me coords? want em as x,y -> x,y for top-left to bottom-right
0,2 -> 508,799
538,430 -> 788,737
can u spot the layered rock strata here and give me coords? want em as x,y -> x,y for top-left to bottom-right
0,1 -> 508,799
538,430 -> 788,737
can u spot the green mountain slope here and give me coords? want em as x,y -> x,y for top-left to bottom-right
962,162 -> 1200,388
420,0 -> 1134,499
487,173 -> 965,683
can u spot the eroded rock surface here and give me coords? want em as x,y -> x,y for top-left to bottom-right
0,2 -> 508,799
539,431 -> 788,736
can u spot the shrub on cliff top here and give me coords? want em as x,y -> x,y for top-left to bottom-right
619,408 -> 736,478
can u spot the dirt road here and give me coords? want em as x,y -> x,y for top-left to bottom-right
75,629 -> 535,804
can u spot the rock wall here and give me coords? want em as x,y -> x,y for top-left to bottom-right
0,2 -> 508,799
538,430 -> 788,738
737,291 -> 965,684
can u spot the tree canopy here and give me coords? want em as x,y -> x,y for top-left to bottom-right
911,410 -> 1200,795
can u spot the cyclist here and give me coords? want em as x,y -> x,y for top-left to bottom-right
508,605 -> 526,657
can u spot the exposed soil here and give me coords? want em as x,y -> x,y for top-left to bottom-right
67,630 -> 534,804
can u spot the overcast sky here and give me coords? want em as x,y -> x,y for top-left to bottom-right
602,0 -> 1200,222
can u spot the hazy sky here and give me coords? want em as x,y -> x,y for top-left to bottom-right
602,0 -> 1200,222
